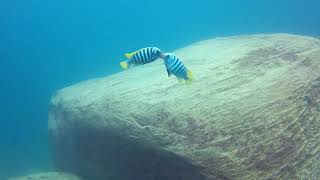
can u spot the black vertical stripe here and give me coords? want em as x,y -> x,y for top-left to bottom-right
142,49 -> 148,64
171,57 -> 179,69
172,60 -> 182,72
134,52 -> 139,64
175,63 -> 184,74
138,50 -> 143,64
176,65 -> 186,77
132,54 -> 138,63
147,48 -> 152,61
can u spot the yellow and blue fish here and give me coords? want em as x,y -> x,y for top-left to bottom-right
120,47 -> 164,69
163,53 -> 194,84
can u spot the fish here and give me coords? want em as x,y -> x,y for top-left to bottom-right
163,53 -> 194,84
120,47 -> 164,69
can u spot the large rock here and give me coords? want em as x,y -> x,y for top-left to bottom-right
9,172 -> 81,180
49,34 -> 320,180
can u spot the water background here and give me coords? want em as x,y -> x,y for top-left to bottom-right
0,0 -> 320,178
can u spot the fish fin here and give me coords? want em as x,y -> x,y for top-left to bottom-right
185,70 -> 194,85
166,68 -> 171,77
120,61 -> 129,70
125,49 -> 141,59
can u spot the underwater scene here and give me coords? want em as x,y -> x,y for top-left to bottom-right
1,0 -> 320,179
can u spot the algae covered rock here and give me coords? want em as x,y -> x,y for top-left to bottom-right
49,34 -> 320,180
9,172 -> 81,180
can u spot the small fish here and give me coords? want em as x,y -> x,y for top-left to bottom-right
120,47 -> 164,69
163,53 -> 194,84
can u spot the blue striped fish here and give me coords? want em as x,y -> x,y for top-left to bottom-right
163,53 -> 194,84
120,47 -> 163,69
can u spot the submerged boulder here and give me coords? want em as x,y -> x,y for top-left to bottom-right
49,34 -> 320,180
9,172 -> 81,180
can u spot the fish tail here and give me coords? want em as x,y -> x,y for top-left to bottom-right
120,61 -> 129,70
185,70 -> 194,85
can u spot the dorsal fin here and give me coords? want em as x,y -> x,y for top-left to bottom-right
124,49 -> 141,58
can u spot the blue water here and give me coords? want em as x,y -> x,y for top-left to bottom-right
0,0 -> 319,178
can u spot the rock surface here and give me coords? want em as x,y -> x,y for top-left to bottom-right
9,172 -> 81,180
49,34 -> 320,180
